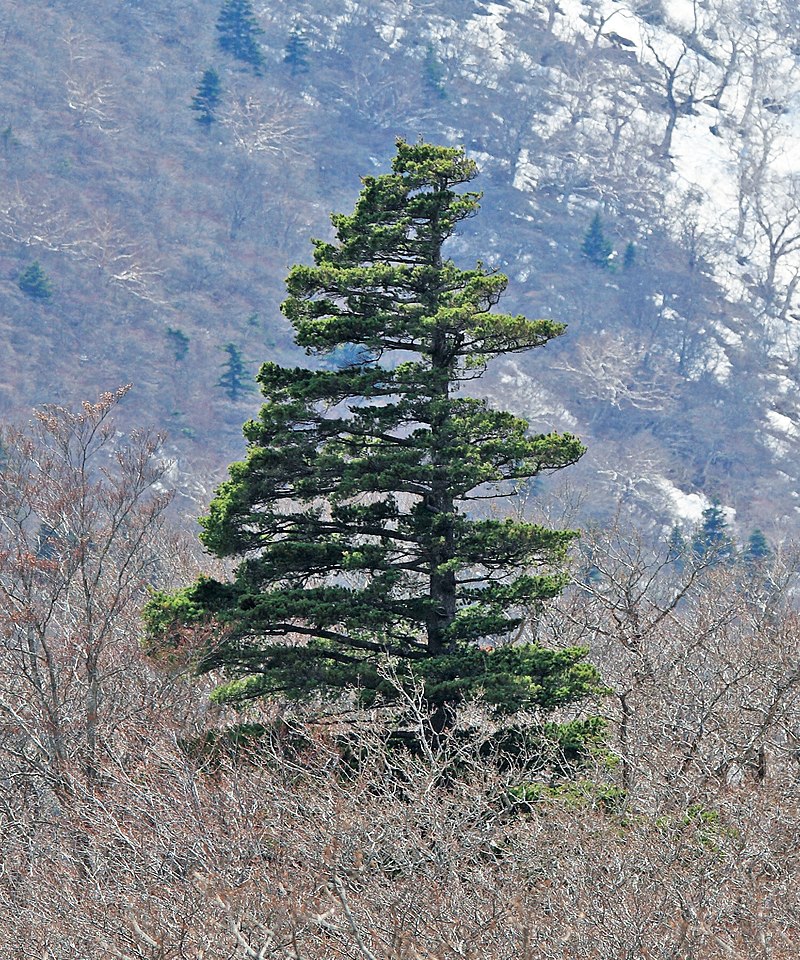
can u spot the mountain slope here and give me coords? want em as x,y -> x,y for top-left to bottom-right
2,0 -> 800,537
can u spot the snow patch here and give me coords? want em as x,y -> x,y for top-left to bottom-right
763,432 -> 792,459
497,359 -> 580,429
770,375 -> 796,396
663,0 -> 700,33
766,409 -> 800,439
651,477 -> 709,524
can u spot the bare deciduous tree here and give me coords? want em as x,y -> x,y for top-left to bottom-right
545,520 -> 800,806
0,387 -> 178,797
220,89 -> 309,161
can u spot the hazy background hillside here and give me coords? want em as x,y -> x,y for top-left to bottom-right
4,0 -> 800,538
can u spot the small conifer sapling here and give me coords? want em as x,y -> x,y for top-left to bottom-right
581,212 -> 614,269
18,261 -> 53,301
166,327 -> 190,362
284,28 -> 310,75
623,241 -> 637,270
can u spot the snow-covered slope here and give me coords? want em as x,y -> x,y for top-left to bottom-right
4,0 -> 800,540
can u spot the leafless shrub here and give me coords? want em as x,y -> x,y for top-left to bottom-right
2,404 -> 800,955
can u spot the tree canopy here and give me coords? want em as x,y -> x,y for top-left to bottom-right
191,67 -> 223,126
581,212 -> 614,269
147,140 -> 601,744
216,0 -> 265,74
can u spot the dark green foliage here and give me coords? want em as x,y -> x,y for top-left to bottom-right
637,0 -> 666,26
147,140 -> 599,753
1,124 -> 18,153
579,544 -> 602,585
284,28 -> 310,75
322,342 -> 372,369
491,716 -> 608,777
692,499 -> 735,564
666,524 -> 686,563
191,68 -> 223,127
35,522 -> 59,560
581,212 -> 614,269
216,0 -> 265,74
180,720 -> 311,768
18,261 -> 53,301
623,241 -> 637,270
166,326 -> 190,362
217,343 -> 252,400
423,43 -> 447,99
743,528 -> 770,564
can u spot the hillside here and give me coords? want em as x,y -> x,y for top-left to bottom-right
6,5 -> 800,951
3,0 -> 800,538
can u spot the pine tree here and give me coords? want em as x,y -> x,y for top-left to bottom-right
191,68 -> 223,127
147,141 -> 601,748
18,261 -> 53,301
692,500 -> 735,564
217,343 -> 251,400
423,43 -> 447,99
166,326 -> 190,362
216,0 -> 265,74
581,212 -> 614,269
284,27 -> 310,75
623,241 -> 637,270
743,528 -> 770,565
1,124 -> 18,154
666,524 -> 686,564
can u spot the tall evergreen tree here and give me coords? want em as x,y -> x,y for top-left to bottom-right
284,27 -> 310,75
423,43 -> 447,99
216,0 -> 265,74
623,241 -> 637,270
581,212 -> 614,269
147,141 -> 601,744
692,499 -> 735,564
217,343 -> 252,400
666,524 -> 686,564
191,67 -> 223,127
743,528 -> 770,565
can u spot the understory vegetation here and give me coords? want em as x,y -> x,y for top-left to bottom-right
2,380 -> 800,958
4,139 -> 800,957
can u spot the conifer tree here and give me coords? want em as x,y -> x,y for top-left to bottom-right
1,124 -> 18,154
666,524 -> 686,564
623,241 -> 637,270
423,43 -> 447,99
18,261 -> 53,301
191,68 -> 223,127
692,500 -> 735,564
217,343 -> 251,400
284,27 -> 310,75
743,528 -> 770,565
216,0 -> 265,74
147,141 -> 601,744
166,326 -> 190,362
581,212 -> 614,269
